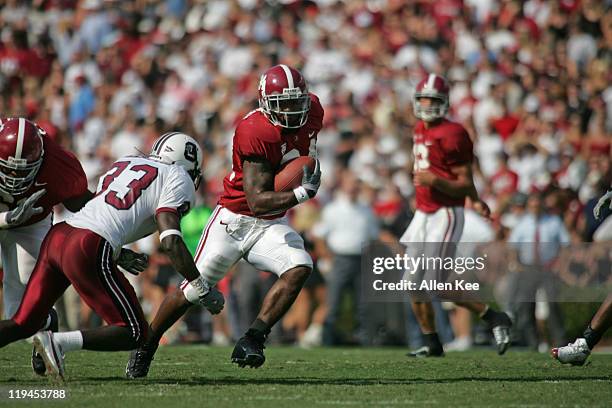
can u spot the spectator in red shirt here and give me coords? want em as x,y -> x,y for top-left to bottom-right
491,101 -> 520,141
491,152 -> 519,204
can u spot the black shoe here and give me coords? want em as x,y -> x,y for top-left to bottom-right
231,334 -> 266,368
125,342 -> 158,379
490,312 -> 512,355
406,345 -> 445,358
32,309 -> 59,376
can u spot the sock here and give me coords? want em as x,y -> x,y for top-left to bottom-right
247,319 -> 271,343
145,325 -> 161,349
480,307 -> 497,324
583,326 -> 602,350
54,331 -> 83,353
424,332 -> 443,351
41,315 -> 52,331
41,308 -> 59,332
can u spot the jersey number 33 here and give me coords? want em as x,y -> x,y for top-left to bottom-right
98,161 -> 159,210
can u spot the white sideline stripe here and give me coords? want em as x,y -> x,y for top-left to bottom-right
280,64 -> 294,88
15,118 -> 25,159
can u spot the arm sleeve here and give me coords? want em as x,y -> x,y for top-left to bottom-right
234,123 -> 281,165
442,128 -> 474,167
156,167 -> 196,218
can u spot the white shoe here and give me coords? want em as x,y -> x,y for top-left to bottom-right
552,338 -> 590,366
299,324 -> 323,348
32,331 -> 65,380
444,336 -> 472,352
212,331 -> 230,347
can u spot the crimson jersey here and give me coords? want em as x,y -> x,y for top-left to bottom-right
413,119 -> 473,213
219,93 -> 324,218
0,134 -> 88,226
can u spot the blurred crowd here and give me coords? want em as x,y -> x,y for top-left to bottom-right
0,0 -> 611,351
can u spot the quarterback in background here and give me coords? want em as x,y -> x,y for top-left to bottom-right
126,64 -> 323,377
0,118 -> 93,375
0,132 -> 223,380
402,74 -> 512,357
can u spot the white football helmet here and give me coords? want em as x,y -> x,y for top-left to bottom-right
149,132 -> 203,189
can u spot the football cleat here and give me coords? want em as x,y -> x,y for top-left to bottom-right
32,331 -> 64,381
231,335 -> 266,368
406,346 -> 445,358
125,342 -> 158,379
552,338 -> 590,366
31,347 -> 46,376
32,309 -> 58,376
490,312 -> 512,355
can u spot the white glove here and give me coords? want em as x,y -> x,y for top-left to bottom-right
189,277 -> 225,314
0,189 -> 46,228
593,190 -> 612,220
293,159 -> 321,203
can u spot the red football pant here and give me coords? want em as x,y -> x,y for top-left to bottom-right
12,222 -> 147,344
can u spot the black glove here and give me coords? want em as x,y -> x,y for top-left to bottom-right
117,248 -> 149,275
200,287 -> 225,314
189,277 -> 225,314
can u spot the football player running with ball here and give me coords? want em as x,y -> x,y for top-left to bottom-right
126,64 -> 323,377
402,74 -> 512,357
0,118 -> 94,375
552,189 -> 612,365
0,132 -> 223,380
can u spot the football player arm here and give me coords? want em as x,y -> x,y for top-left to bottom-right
156,210 -> 224,313
433,164 -> 490,218
63,190 -> 95,212
427,163 -> 478,200
242,157 -> 300,216
155,210 -> 200,282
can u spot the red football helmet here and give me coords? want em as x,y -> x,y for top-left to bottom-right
0,118 -> 45,196
258,64 -> 311,129
413,74 -> 450,122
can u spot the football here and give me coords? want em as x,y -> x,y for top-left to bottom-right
274,156 -> 316,192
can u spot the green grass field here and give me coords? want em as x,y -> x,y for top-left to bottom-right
1,342 -> 611,407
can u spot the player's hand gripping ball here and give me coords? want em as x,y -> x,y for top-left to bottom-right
274,156 -> 316,192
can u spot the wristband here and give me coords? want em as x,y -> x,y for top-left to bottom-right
160,229 -> 182,241
293,186 -> 309,204
189,276 -> 209,298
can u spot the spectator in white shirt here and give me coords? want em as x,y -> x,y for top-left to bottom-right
313,172 -> 379,345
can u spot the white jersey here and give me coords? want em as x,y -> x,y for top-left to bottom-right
67,156 -> 195,253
